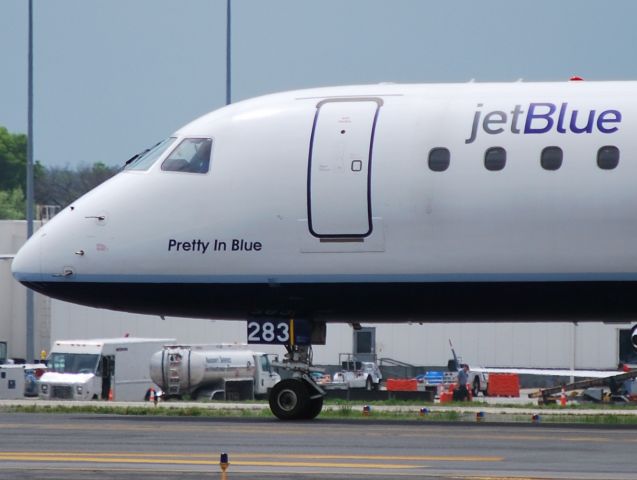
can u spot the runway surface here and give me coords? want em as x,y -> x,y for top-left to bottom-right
0,412 -> 635,479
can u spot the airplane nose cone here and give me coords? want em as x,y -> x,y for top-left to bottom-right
11,232 -> 43,284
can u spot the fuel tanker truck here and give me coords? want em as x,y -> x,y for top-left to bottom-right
150,344 -> 281,400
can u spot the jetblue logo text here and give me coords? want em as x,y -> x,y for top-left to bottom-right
465,102 -> 622,144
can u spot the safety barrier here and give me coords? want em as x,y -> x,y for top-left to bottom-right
486,373 -> 520,397
386,379 -> 418,391
439,390 -> 454,403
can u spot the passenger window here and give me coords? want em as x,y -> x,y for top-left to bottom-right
541,146 -> 563,171
428,148 -> 450,172
597,146 -> 619,170
161,138 -> 212,173
484,147 -> 506,171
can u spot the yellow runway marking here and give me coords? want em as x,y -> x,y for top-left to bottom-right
0,466 -> 541,479
0,452 -> 502,461
232,453 -> 503,462
0,454 -> 416,470
0,458 -> 416,469
0,451 -> 503,469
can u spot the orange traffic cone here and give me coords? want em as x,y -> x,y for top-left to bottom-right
108,387 -> 113,401
560,386 -> 566,407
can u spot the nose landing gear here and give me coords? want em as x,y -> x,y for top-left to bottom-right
269,343 -> 325,420
246,317 -> 326,420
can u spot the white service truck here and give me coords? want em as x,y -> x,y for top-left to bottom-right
330,353 -> 382,390
150,344 -> 281,400
0,341 -> 47,399
39,337 -> 175,401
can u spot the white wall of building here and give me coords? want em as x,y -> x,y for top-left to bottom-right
0,221 -> 49,360
372,322 -> 621,369
50,300 -> 629,370
314,322 -> 625,369
50,301 -> 284,358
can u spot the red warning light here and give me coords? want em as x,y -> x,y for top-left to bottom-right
569,76 -> 584,81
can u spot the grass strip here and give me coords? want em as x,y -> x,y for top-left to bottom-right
3,403 -> 637,425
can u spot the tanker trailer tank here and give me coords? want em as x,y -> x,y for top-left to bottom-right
150,345 -> 281,401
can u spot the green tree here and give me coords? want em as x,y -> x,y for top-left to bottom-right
0,187 -> 25,220
0,124 -> 119,215
0,127 -> 27,191
35,162 -> 119,209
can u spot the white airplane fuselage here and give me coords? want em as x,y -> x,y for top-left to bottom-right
12,81 -> 637,322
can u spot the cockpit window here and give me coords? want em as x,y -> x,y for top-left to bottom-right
161,138 -> 212,174
125,137 -> 177,171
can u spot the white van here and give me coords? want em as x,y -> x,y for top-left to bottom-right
39,337 -> 174,401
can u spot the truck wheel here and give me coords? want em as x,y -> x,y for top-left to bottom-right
472,377 -> 481,398
269,379 -> 309,420
365,376 -> 374,391
303,396 -> 324,420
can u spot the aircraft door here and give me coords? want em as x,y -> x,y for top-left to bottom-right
308,98 -> 382,238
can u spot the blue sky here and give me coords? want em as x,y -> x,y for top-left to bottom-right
2,0 -> 637,168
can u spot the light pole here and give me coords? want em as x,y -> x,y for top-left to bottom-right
26,0 -> 35,362
226,0 -> 231,105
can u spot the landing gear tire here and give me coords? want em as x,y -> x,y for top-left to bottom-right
269,379 -> 310,420
472,377 -> 481,398
365,376 -> 374,391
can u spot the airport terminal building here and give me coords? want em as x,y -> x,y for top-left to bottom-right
2,220 -> 635,369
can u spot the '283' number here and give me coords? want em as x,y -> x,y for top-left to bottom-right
247,320 -> 290,344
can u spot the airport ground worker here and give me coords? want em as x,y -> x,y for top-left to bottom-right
454,364 -> 470,401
